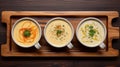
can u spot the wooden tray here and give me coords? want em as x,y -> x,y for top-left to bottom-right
1,11 -> 119,57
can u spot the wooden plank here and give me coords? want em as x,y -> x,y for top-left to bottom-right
1,11 -> 119,57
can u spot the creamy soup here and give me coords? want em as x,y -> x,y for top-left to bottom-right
78,20 -> 105,46
45,19 -> 72,47
13,20 -> 40,47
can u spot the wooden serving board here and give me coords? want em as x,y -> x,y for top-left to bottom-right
1,11 -> 119,57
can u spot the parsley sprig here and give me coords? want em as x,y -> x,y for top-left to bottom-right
89,26 -> 96,37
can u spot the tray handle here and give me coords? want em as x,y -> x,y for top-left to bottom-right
108,15 -> 119,50
111,17 -> 120,49
1,11 -> 11,56
112,17 -> 120,27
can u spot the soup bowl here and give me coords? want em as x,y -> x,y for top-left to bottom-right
76,17 -> 107,48
11,17 -> 42,49
44,17 -> 74,48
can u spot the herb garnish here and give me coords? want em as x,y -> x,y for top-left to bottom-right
89,25 -> 96,37
23,30 -> 31,37
56,30 -> 63,37
89,26 -> 93,29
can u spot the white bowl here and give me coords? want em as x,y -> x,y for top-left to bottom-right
11,17 -> 42,49
44,17 -> 74,48
76,17 -> 107,48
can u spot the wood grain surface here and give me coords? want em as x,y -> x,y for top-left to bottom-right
1,11 -> 119,57
0,0 -> 120,67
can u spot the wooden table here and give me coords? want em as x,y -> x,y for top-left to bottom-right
0,0 -> 120,67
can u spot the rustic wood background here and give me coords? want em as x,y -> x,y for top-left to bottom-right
0,0 -> 120,67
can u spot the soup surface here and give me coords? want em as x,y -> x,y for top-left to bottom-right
78,20 -> 105,46
45,19 -> 72,47
13,20 -> 40,47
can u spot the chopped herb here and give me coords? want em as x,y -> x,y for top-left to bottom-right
89,29 -> 96,37
56,30 -> 63,37
23,30 -> 31,37
60,37 -> 63,40
89,25 -> 93,29
88,25 -> 96,37
63,25 -> 65,27
64,35 -> 66,37
90,41 -> 93,43
97,32 -> 99,34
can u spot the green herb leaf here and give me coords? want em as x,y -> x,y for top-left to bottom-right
89,29 -> 96,37
56,30 -> 62,37
89,26 -> 93,29
23,30 -> 31,37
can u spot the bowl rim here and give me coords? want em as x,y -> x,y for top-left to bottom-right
44,17 -> 74,48
11,17 -> 42,48
76,17 -> 107,47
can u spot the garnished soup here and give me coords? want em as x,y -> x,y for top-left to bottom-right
45,19 -> 72,47
13,20 -> 40,47
78,20 -> 105,46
